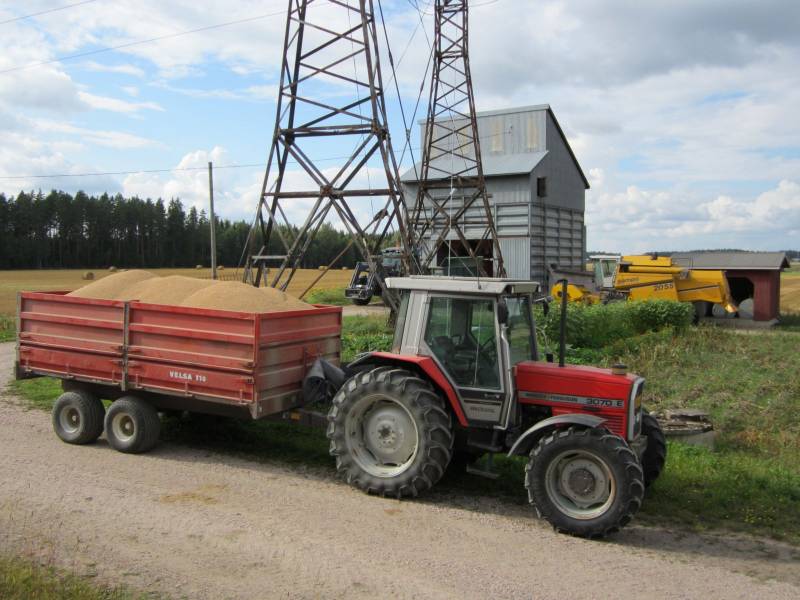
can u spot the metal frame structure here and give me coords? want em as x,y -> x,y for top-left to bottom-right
410,0 -> 505,277
243,0 -> 415,310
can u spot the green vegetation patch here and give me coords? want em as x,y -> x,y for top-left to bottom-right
340,314 -> 392,362
0,314 -> 14,342
0,555 -> 156,600
305,286 -> 349,306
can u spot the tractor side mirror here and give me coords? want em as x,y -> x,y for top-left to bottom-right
497,300 -> 509,325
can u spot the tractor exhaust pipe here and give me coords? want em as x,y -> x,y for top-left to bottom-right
558,278 -> 568,367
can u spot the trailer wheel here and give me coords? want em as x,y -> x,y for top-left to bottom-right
525,426 -> 644,538
327,367 -> 453,498
641,411 -> 667,487
52,390 -> 105,445
104,397 -> 161,454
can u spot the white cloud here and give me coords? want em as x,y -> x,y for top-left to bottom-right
82,61 -> 145,78
77,91 -> 163,114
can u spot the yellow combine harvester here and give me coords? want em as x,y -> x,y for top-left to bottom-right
549,254 -> 738,316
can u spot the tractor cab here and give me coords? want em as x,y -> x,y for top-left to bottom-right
388,276 -> 537,426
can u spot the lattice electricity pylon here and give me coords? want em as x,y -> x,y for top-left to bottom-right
243,0 -> 415,310
409,0 -> 505,277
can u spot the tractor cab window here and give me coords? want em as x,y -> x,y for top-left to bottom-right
424,297 -> 501,390
504,295 -> 536,365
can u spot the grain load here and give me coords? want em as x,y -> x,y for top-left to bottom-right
67,270 -> 155,300
179,281 -> 311,312
122,276 -> 215,304
67,271 -> 313,313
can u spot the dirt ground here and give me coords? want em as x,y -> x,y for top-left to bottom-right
1,343 -> 799,600
0,268 -> 353,315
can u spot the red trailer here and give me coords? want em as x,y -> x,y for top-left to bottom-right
16,291 -> 341,452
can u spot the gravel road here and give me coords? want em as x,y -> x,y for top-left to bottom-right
1,341 -> 798,599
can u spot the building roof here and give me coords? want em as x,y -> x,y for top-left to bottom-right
410,104 -> 589,188
400,151 -> 547,183
386,276 -> 540,295
671,252 -> 790,271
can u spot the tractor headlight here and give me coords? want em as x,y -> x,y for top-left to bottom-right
628,378 -> 645,440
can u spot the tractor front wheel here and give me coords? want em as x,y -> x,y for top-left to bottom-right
525,426 -> 644,537
641,411 -> 667,487
327,367 -> 453,498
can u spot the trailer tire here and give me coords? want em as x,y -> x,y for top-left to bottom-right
52,391 -> 105,445
327,367 -> 453,498
525,426 -> 644,538
105,397 -> 161,454
641,411 -> 667,487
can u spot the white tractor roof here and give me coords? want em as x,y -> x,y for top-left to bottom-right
385,276 -> 539,295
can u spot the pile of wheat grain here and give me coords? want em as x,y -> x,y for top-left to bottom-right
68,271 -> 312,313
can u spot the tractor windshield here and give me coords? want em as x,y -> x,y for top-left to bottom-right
504,295 -> 536,365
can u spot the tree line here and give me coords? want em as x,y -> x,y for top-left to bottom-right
0,190 -> 369,270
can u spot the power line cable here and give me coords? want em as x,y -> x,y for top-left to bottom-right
0,9 -> 286,75
0,0 -> 100,25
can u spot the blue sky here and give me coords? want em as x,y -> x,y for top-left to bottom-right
1,0 -> 798,252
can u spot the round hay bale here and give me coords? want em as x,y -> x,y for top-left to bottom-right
341,267 -> 348,270
318,266 -> 326,271
82,271 -> 95,281
108,266 -> 117,272
195,265 -> 204,269
217,265 -> 225,271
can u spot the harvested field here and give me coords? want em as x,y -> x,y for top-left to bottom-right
67,272 -> 311,313
0,268 -> 352,315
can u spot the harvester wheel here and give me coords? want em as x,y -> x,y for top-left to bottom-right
105,397 -> 161,454
525,426 -> 644,538
641,411 -> 667,487
52,390 -> 105,445
327,367 -> 453,498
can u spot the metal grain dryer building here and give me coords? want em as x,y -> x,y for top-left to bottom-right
401,104 -> 589,283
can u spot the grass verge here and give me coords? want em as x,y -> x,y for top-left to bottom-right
0,314 -> 14,342
0,555 -> 155,600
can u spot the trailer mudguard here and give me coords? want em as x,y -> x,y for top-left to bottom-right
347,351 -> 468,426
507,413 -> 606,457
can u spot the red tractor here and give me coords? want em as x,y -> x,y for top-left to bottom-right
323,276 -> 666,537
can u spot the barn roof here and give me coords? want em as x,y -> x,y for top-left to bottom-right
671,252 -> 790,271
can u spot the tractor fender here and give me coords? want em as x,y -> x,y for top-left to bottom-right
507,413 -> 607,457
346,351 -> 468,426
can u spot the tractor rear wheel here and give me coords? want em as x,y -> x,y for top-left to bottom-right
641,411 -> 667,487
327,367 -> 453,498
525,426 -> 644,537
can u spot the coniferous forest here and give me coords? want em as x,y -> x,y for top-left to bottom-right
0,190 -> 367,269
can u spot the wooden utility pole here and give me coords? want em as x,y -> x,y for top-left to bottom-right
208,161 -> 217,279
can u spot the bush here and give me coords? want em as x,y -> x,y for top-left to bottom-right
536,300 -> 692,350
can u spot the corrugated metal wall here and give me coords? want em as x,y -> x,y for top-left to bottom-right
408,106 -> 586,284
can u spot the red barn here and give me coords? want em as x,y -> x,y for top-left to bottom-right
671,252 -> 790,322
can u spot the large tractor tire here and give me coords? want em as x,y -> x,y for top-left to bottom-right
104,397 -> 161,454
525,426 -> 644,538
327,367 -> 453,498
641,411 -> 667,487
52,390 -> 105,445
